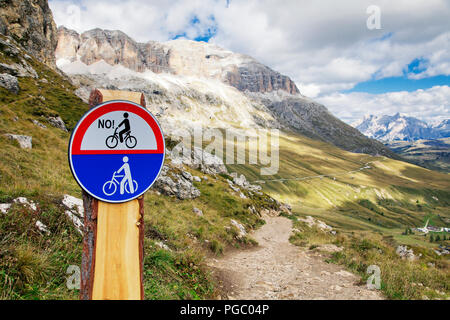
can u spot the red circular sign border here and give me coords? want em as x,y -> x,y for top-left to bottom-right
68,100 -> 166,203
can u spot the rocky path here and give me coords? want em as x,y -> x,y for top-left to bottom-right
209,215 -> 383,300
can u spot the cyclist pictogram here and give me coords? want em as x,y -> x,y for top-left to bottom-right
105,113 -> 137,149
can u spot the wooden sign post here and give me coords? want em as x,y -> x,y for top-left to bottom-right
81,193 -> 144,300
68,90 -> 164,300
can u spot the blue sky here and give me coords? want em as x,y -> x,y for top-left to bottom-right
49,0 -> 450,123
346,75 -> 450,94
346,56 -> 450,94
171,15 -> 217,42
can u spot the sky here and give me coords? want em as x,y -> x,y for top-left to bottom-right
49,0 -> 450,124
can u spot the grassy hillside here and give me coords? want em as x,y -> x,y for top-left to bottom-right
228,132 -> 449,234
385,138 -> 450,173
0,35 -> 275,299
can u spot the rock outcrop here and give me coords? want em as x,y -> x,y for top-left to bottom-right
193,207 -> 203,217
55,27 -> 299,95
0,39 -> 39,77
0,73 -> 19,93
48,116 -> 67,132
1,196 -> 49,235
5,134 -> 32,149
297,215 -> 333,232
0,197 -> 37,213
224,63 -> 299,94
168,145 -> 228,175
0,203 -> 11,214
153,166 -> 201,200
56,27 -> 171,74
35,220 -> 50,234
0,0 -> 58,68
396,245 -> 417,261
230,219 -> 247,238
230,172 -> 262,193
62,194 -> 84,234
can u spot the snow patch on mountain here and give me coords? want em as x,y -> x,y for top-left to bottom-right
432,119 -> 450,137
59,57 -> 279,135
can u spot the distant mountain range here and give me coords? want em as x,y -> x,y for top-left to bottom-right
354,113 -> 450,141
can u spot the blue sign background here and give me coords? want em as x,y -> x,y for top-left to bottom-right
71,153 -> 164,202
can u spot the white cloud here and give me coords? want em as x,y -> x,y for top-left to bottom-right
49,0 -> 221,42
49,0 -> 450,122
318,86 -> 450,124
209,0 -> 450,97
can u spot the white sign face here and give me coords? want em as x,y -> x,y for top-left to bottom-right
80,111 -> 157,151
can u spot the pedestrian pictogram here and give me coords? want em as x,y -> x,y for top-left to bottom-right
102,156 -> 138,196
68,100 -> 165,203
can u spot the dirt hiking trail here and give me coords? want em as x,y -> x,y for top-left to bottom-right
209,214 -> 384,300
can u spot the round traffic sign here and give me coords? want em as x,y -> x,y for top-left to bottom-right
68,100 -> 165,203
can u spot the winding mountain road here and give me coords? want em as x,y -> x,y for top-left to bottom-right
251,158 -> 385,184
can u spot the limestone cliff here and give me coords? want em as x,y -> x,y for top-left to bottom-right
0,0 -> 57,68
55,27 -> 299,95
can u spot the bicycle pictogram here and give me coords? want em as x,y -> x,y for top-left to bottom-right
105,113 -> 137,149
102,156 -> 138,196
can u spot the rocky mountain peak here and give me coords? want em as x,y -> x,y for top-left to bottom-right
55,27 -> 299,95
432,119 -> 450,138
355,113 -> 447,141
0,0 -> 57,68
